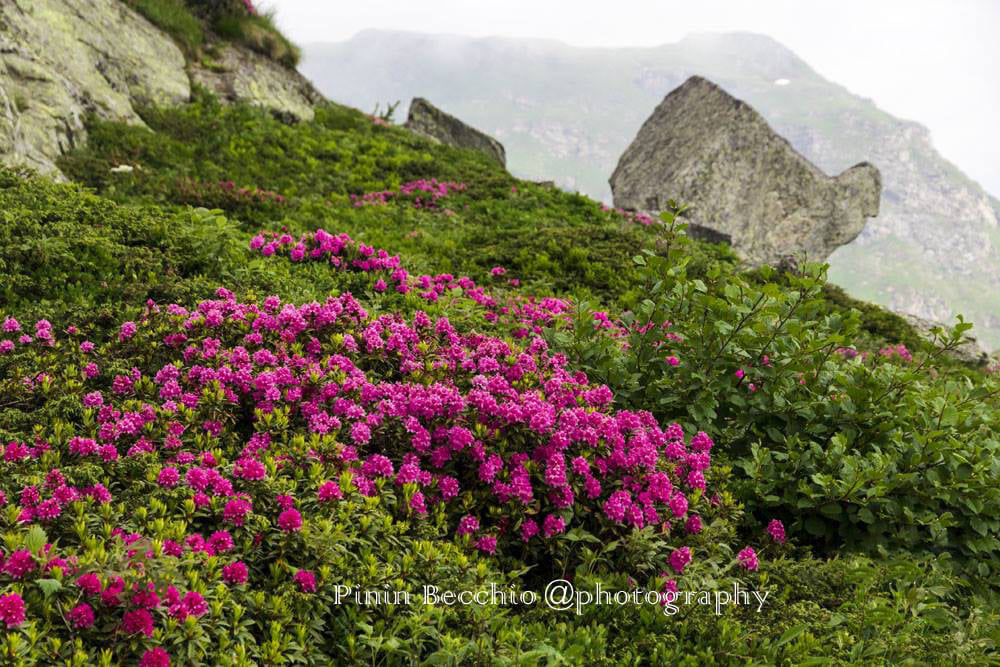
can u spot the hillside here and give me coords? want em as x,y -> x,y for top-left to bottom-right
1,6 -> 1000,665
302,30 -> 1000,349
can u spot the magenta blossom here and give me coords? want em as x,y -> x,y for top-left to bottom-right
767,519 -> 786,544
293,569 -> 317,593
737,547 -> 759,571
139,647 -> 171,667
277,508 -> 302,532
0,593 -> 26,628
669,546 -> 692,574
68,603 -> 95,629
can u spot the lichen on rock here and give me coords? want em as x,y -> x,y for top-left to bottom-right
0,0 -> 321,178
189,45 -> 322,123
0,0 -> 189,178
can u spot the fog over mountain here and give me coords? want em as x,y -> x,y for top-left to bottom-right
301,30 -> 1000,348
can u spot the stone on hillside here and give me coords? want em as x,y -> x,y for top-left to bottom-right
404,98 -> 506,167
610,76 -> 881,266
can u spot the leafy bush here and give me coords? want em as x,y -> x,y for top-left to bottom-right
0,168 -> 239,324
0,261 -> 767,662
549,213 -> 1000,578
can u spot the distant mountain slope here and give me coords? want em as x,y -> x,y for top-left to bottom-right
302,30 -> 1000,348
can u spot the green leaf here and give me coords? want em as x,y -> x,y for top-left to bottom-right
25,525 -> 48,554
36,578 -> 63,599
776,624 -> 806,647
804,517 -> 827,537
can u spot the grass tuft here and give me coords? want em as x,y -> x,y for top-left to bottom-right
125,0 -> 205,59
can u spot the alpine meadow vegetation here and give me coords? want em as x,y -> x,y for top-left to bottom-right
1,9 -> 999,664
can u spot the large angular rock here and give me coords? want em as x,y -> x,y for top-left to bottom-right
404,97 -> 506,166
610,76 -> 881,266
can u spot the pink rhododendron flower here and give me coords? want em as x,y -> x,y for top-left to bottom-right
738,546 -> 759,571
542,514 -> 565,537
293,569 -> 317,592
139,648 -> 171,667
76,573 -> 101,595
157,466 -> 179,488
669,546 -> 692,573
457,515 -> 479,536
68,603 -> 95,629
222,561 -> 249,585
277,508 -> 302,532
317,481 -> 343,502
2,550 -> 34,579
767,519 -> 786,544
0,593 -> 26,628
119,321 -> 137,341
121,609 -> 154,637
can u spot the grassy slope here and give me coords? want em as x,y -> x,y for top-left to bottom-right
1,91 -> 998,663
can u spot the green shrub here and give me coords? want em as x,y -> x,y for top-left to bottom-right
10,90 -> 997,664
548,213 -> 1000,579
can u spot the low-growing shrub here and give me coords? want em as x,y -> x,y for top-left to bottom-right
549,213 -> 1000,578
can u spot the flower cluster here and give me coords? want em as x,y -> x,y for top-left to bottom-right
3,289 -> 723,569
600,204 -> 656,226
879,343 -> 913,363
219,180 -> 286,204
250,228 -> 572,339
349,179 -> 466,211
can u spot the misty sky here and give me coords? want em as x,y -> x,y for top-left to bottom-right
269,0 -> 1000,198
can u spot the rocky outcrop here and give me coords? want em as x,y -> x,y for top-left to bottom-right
404,98 -> 506,166
610,76 -> 882,266
189,45 -> 322,123
900,313 -> 989,366
0,0 -> 189,177
0,0 -> 320,179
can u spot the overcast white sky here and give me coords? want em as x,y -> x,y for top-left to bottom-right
269,0 -> 1000,197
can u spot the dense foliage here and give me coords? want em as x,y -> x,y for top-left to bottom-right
1,87 -> 999,664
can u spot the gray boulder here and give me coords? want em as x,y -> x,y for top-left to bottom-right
610,76 -> 881,266
404,98 -> 506,167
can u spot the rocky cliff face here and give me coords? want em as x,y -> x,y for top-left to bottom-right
404,97 -> 506,166
610,76 -> 881,266
0,0 -> 320,179
302,31 -> 1000,348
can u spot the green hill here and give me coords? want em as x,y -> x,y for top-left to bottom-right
0,14 -> 999,664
